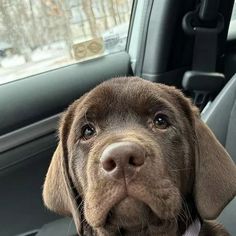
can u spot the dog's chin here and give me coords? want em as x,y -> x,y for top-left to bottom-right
107,197 -> 149,228
104,197 -> 174,234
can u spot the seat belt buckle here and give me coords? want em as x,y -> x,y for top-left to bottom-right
182,71 -> 225,109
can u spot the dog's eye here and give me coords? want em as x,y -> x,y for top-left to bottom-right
81,124 -> 96,140
153,114 -> 169,129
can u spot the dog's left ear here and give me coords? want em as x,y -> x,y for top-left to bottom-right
194,116 -> 236,220
158,84 -> 236,220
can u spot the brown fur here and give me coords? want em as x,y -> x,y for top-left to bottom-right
43,77 -> 236,235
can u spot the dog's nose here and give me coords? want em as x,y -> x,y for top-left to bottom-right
100,142 -> 145,179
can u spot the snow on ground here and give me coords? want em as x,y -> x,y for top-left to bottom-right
31,48 -> 67,62
0,44 -> 72,85
1,55 -> 26,68
0,55 -> 73,85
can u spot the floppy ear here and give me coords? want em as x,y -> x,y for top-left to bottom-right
43,101 -> 83,234
194,117 -> 236,220
157,84 -> 236,219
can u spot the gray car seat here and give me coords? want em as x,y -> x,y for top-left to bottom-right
35,75 -> 236,236
202,74 -> 236,235
202,75 -> 236,160
35,217 -> 76,236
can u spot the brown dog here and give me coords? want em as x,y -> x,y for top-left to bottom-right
43,77 -> 236,236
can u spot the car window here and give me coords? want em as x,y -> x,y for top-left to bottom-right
228,0 -> 236,40
0,0 -> 133,85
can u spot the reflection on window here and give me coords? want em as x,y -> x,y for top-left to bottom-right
0,0 -> 133,84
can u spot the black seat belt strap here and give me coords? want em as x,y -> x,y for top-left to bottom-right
192,27 -> 218,72
182,0 -> 225,110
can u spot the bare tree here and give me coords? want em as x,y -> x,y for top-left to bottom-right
0,0 -> 30,58
82,0 -> 97,38
100,1 -> 107,30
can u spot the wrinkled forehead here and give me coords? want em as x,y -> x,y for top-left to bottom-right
76,80 -> 176,122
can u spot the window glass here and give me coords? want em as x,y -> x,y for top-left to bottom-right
231,1 -> 236,20
0,0 -> 133,84
228,1 -> 236,40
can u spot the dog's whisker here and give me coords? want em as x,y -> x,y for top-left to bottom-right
169,167 -> 194,172
66,217 -> 76,236
66,196 -> 86,236
141,213 -> 145,233
177,194 -> 195,232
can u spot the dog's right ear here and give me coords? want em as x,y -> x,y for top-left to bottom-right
43,97 -> 85,234
42,142 -> 72,215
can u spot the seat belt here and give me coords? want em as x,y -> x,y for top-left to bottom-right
182,0 -> 225,110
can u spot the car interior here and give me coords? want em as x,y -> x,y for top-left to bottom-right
0,0 -> 236,235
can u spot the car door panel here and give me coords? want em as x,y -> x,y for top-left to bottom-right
0,52 -> 131,135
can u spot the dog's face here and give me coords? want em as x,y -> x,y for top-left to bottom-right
68,77 -> 195,234
43,77 -> 236,236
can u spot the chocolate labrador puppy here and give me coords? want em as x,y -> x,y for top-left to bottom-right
43,77 -> 236,236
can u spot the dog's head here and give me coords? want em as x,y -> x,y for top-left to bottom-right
43,77 -> 236,235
